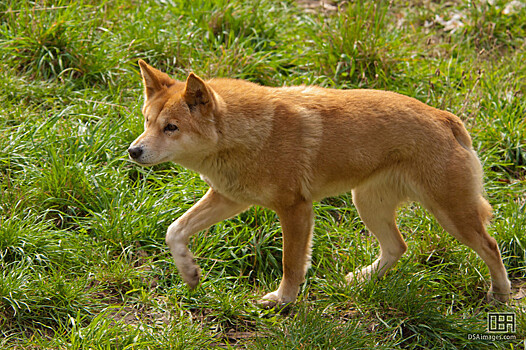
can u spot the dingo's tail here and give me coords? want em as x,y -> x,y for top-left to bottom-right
444,112 -> 492,223
445,113 -> 472,150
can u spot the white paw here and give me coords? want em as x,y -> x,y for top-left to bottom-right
257,290 -> 297,309
345,267 -> 373,284
172,248 -> 201,289
180,262 -> 201,289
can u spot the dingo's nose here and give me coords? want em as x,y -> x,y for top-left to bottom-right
128,146 -> 143,160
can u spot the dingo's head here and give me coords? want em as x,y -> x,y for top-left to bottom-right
128,60 -> 219,167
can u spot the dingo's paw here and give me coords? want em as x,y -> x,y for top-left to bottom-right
257,291 -> 281,309
257,291 -> 295,310
486,286 -> 511,304
345,271 -> 368,284
181,264 -> 201,290
345,264 -> 380,284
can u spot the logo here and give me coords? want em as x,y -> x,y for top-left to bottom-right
487,312 -> 516,333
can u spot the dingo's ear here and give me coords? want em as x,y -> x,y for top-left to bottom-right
138,59 -> 175,99
184,73 -> 212,109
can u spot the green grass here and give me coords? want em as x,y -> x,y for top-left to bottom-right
1,0 -> 525,348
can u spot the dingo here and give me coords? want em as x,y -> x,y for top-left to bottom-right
128,60 -> 511,306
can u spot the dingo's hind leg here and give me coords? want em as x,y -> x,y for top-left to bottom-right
425,195 -> 511,302
347,181 -> 407,283
418,147 -> 511,303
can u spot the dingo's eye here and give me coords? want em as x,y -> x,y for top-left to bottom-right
164,123 -> 178,132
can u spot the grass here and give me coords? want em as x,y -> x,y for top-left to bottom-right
0,0 -> 525,348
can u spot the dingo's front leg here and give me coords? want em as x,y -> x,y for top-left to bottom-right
258,200 -> 314,308
166,188 -> 249,289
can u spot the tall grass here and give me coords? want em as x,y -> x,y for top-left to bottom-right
0,0 -> 524,348
307,0 -> 396,87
